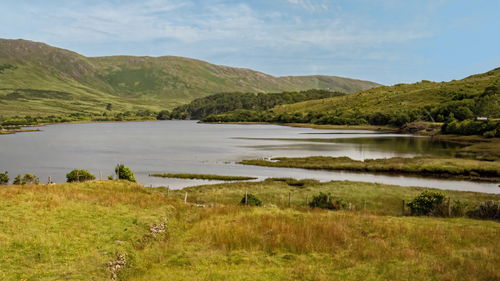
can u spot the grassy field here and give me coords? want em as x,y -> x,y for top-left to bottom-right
240,156 -> 500,181
0,180 -> 498,280
150,173 -> 257,181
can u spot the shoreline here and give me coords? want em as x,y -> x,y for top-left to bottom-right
200,121 -> 398,131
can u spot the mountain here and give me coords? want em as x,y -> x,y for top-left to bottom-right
0,39 -> 379,117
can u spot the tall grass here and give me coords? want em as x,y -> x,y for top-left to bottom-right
1,180 -> 499,281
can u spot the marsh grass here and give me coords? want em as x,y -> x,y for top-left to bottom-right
149,173 -> 257,181
241,156 -> 500,181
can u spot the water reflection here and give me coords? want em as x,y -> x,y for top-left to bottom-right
0,121 -> 496,193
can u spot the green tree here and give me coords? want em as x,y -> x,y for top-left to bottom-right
0,171 -> 8,185
106,103 -> 113,111
115,164 -> 136,182
66,169 -> 96,182
156,110 -> 171,120
13,174 -> 40,185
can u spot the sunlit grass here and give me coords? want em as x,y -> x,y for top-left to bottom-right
1,180 -> 498,280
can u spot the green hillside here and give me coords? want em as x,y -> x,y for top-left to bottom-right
169,89 -> 346,120
272,68 -> 500,117
203,68 -> 500,136
0,39 -> 379,117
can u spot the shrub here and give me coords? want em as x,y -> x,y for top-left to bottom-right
66,169 -> 96,182
108,175 -> 114,180
308,192 -> 346,210
115,164 -> 136,182
240,193 -> 262,206
0,171 -> 8,185
467,201 -> 499,221
450,200 -> 469,217
407,190 -> 446,216
13,174 -> 40,185
265,178 -> 320,188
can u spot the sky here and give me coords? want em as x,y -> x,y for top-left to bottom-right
0,0 -> 499,85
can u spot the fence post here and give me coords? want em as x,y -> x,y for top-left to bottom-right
448,198 -> 451,217
402,200 -> 405,216
245,188 -> 248,205
184,192 -> 188,203
305,195 -> 308,206
288,192 -> 291,208
363,200 -> 367,211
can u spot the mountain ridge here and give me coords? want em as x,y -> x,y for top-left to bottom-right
0,39 -> 380,117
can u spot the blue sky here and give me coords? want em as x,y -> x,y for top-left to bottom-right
0,0 -> 499,85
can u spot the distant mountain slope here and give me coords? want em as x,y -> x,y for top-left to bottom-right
202,68 -> 500,130
0,39 -> 379,117
271,68 -> 500,117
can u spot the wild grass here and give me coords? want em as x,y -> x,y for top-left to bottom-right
174,179 -> 499,216
136,206 -> 500,281
0,181 -> 182,280
1,180 -> 498,280
240,156 -> 500,181
149,173 -> 257,181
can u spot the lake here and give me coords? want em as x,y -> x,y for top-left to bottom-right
0,120 -> 498,193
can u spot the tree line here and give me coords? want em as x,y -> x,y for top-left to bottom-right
202,85 -> 500,137
161,89 -> 346,120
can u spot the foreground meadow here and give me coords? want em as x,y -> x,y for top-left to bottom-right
0,180 -> 498,280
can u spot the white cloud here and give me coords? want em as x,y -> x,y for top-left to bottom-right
287,0 -> 329,12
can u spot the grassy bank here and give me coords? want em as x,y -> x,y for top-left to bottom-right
241,156 -> 500,181
282,122 -> 398,131
150,173 -> 257,181
0,128 -> 40,135
0,180 -> 498,280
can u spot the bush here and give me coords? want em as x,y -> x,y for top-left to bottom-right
13,174 -> 40,185
449,200 -> 469,217
265,178 -> 320,188
115,164 -> 136,182
240,193 -> 262,206
407,190 -> 446,216
467,201 -> 499,221
66,169 -> 96,182
0,171 -> 8,185
308,192 -> 346,210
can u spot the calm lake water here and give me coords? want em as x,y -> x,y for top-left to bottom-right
0,120 -> 498,193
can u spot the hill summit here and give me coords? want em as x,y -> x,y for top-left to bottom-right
0,39 -> 379,116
